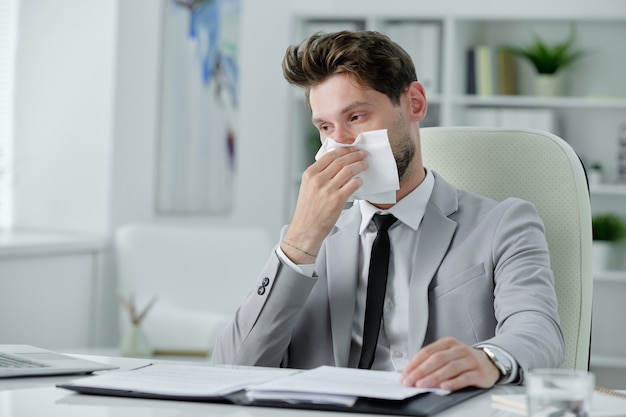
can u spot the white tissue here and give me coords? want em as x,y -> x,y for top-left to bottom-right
314,129 -> 399,204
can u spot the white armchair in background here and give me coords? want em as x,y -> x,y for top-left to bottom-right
115,223 -> 273,357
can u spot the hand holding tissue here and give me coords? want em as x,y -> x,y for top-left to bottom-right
314,129 -> 400,204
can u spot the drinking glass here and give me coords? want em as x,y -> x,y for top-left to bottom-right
526,369 -> 595,417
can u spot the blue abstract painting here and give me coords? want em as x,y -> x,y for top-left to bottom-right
157,0 -> 240,214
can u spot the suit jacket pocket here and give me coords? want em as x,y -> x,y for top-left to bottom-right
429,263 -> 487,299
425,262 -> 496,345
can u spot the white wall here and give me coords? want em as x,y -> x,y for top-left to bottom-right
13,0 -> 118,234
11,0 -> 299,238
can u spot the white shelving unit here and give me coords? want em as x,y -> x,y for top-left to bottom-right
287,14 -> 626,214
287,9 -> 626,387
594,270 -> 626,283
589,184 -> 626,388
591,268 -> 626,388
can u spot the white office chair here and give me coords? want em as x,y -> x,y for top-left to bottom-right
421,126 -> 593,371
115,222 -> 273,357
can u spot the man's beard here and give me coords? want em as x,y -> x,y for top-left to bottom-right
390,114 -> 415,182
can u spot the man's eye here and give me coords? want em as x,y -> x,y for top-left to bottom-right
351,114 -> 363,122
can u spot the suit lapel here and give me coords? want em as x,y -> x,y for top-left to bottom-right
326,207 -> 361,367
408,172 -> 458,352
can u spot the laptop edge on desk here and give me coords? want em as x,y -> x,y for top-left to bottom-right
0,345 -> 117,378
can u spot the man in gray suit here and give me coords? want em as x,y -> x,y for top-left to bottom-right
213,31 -> 564,391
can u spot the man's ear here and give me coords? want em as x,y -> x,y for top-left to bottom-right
406,81 -> 428,122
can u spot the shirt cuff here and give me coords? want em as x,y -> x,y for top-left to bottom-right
276,247 -> 316,277
476,343 -> 520,385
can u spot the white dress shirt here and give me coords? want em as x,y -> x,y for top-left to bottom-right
347,169 -> 434,371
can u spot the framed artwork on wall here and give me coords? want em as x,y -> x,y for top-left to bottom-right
156,0 -> 240,215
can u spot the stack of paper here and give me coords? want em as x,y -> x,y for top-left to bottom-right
60,364 -> 297,399
59,364 -> 448,405
246,366 -> 449,406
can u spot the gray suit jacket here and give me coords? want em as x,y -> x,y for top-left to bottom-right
213,172 -> 565,375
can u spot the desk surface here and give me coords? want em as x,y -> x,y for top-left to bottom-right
0,354 -> 523,417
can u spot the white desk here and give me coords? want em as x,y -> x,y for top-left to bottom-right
0,354 -> 523,417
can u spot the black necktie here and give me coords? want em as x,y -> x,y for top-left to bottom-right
358,213 -> 397,369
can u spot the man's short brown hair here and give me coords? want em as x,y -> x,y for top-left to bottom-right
282,30 -> 417,107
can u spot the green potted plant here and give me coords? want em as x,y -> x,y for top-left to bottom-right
507,27 -> 586,96
592,213 -> 626,270
593,213 -> 626,241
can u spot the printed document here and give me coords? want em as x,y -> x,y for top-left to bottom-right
246,365 -> 450,406
62,363 -> 296,398
61,364 -> 449,405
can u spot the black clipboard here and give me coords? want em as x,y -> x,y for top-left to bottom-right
58,382 -> 486,416
228,388 -> 486,416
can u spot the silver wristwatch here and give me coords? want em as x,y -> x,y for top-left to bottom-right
481,346 -> 512,384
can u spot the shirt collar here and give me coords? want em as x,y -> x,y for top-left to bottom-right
357,168 -> 435,234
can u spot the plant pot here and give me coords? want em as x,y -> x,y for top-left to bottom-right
534,74 -> 564,97
119,324 -> 153,357
592,241 -> 615,271
587,168 -> 603,185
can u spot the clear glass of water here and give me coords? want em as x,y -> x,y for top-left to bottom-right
526,369 -> 595,417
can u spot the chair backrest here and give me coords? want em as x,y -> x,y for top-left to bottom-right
115,222 -> 273,355
420,126 -> 593,370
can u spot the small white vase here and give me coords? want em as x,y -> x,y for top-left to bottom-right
592,241 -> 614,271
587,169 -> 603,186
119,324 -> 153,357
534,74 -> 564,97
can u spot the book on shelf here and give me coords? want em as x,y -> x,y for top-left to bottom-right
386,21 -> 442,94
466,45 -> 518,96
475,45 -> 494,96
466,48 -> 476,95
496,48 -> 517,95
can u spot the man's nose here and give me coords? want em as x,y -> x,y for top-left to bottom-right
333,126 -> 356,144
